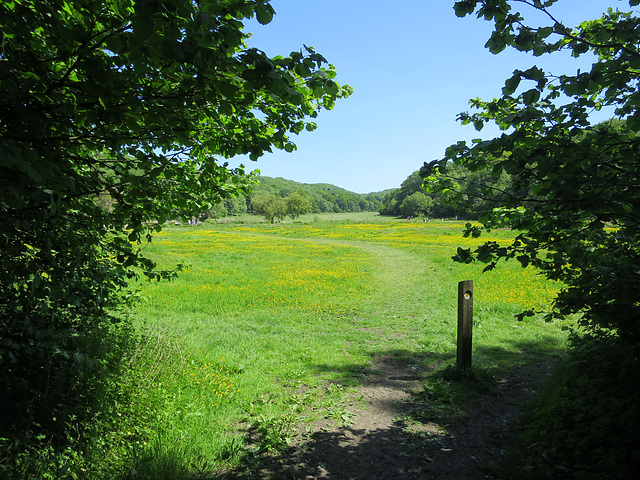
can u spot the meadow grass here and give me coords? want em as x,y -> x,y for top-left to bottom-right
128,217 -> 568,477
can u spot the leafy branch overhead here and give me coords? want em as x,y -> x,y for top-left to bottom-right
1,0 -> 352,223
0,0 -> 351,462
421,0 -> 640,340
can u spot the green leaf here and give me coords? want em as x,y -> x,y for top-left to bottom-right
132,15 -> 154,41
520,66 -> 547,87
61,1 -> 74,16
294,63 -> 312,78
537,26 -> 553,39
522,88 -> 540,105
324,79 -> 339,96
517,255 -> 530,268
503,73 -> 521,96
453,1 -> 476,17
256,4 -> 275,25
486,31 -> 507,54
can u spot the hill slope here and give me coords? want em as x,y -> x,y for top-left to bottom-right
250,176 -> 393,213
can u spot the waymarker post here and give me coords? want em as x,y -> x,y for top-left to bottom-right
457,280 -> 473,369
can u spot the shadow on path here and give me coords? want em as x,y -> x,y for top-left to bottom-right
218,353 -> 556,480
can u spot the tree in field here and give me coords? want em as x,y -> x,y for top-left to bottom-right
422,0 -> 640,342
399,191 -> 434,217
285,191 -> 312,219
0,0 -> 350,466
251,192 -> 288,223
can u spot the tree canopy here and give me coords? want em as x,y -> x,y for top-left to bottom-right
422,0 -> 640,341
399,191 -> 433,218
0,0 -> 350,462
422,5 -> 640,473
250,191 -> 288,223
284,191 -> 312,219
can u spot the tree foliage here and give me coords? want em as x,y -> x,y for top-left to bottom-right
251,176 -> 386,213
0,0 -> 350,466
250,191 -> 288,223
422,4 -> 640,473
422,0 -> 640,342
399,191 -> 434,217
380,168 -> 509,218
284,191 -> 312,219
249,190 -> 311,222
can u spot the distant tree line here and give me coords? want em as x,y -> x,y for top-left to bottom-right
203,166 -> 515,222
252,176 -> 388,213
379,163 -> 513,219
204,176 -> 390,221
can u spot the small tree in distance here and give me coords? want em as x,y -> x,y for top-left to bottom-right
285,192 -> 312,220
251,193 -> 288,223
399,191 -> 434,218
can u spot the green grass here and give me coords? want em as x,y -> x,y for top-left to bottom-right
126,216 -> 568,478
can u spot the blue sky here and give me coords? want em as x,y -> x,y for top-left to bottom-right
235,1 -> 633,194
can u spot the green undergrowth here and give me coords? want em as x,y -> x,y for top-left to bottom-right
499,332 -> 640,479
0,321 -> 167,479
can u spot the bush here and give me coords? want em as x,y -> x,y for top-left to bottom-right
0,319 -> 134,478
0,320 -> 186,479
502,332 -> 640,479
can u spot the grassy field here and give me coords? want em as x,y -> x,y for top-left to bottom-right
128,215 -> 568,478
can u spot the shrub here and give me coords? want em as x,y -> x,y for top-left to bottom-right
502,332 -> 640,479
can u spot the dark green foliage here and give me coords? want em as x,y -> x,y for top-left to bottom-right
423,1 -> 640,341
1,0 -> 349,473
0,213 -> 129,438
501,333 -> 640,479
0,320 -> 140,478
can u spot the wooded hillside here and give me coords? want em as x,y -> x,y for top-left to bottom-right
206,176 -> 392,219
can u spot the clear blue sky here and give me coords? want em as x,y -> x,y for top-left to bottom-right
235,1 -> 633,194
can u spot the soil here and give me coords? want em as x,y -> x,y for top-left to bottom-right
220,357 -> 552,480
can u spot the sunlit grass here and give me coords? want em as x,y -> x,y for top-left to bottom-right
128,218 -> 568,477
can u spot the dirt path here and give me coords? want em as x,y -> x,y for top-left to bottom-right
217,235 -> 551,479
223,357 -> 550,480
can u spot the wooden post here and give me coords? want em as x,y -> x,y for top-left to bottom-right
457,280 -> 473,369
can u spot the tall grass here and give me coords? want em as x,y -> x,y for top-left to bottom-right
126,218 -> 567,478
